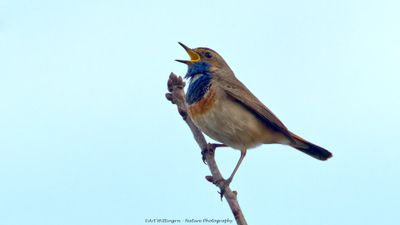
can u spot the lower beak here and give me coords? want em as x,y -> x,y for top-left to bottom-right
175,59 -> 192,64
176,42 -> 200,63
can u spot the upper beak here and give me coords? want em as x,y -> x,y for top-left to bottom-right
175,42 -> 201,64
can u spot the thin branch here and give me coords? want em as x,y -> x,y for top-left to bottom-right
166,72 -> 248,225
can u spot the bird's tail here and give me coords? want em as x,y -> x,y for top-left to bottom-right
289,132 -> 332,161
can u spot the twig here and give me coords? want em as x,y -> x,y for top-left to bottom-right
166,72 -> 248,225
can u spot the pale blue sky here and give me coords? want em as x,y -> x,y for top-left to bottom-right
1,0 -> 399,225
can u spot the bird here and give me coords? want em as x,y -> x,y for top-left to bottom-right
176,42 -> 332,188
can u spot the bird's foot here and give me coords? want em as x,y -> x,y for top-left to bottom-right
214,177 -> 232,201
201,147 -> 212,164
201,143 -> 227,164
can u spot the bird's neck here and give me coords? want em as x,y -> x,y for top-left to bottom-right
186,73 -> 212,105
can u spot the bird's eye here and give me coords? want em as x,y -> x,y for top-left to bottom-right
205,52 -> 212,58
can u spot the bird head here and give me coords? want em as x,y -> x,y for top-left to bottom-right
176,42 -> 230,79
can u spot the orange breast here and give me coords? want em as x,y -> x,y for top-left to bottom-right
188,86 -> 217,119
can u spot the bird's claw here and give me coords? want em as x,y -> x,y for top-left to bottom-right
201,143 -> 216,164
201,143 -> 227,164
213,177 -> 232,201
201,148 -> 208,164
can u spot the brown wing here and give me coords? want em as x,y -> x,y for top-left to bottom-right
217,75 -> 294,141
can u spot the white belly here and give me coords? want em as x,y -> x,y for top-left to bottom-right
190,89 -> 284,150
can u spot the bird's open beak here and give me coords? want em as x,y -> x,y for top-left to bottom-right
175,42 -> 200,64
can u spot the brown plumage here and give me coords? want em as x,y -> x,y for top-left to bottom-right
177,42 -> 332,187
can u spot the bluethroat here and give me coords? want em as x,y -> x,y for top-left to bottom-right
176,42 -> 332,187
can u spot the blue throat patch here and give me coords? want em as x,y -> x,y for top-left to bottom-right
185,62 -> 212,105
186,73 -> 212,104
